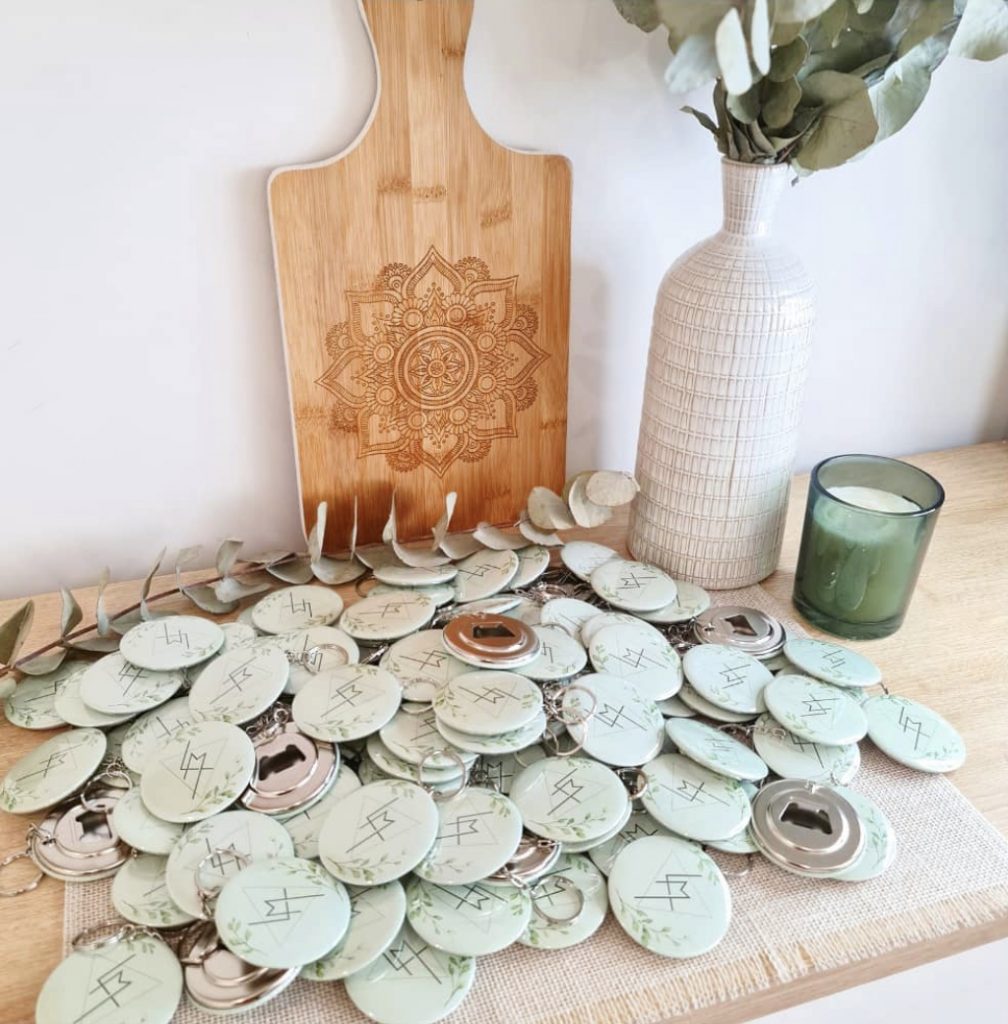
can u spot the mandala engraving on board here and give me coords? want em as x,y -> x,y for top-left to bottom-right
317,245 -> 547,476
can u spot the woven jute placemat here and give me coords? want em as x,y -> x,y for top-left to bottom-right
64,586 -> 1008,1023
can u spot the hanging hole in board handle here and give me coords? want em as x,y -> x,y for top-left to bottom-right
530,874 -> 585,925
0,848 -> 44,898
418,749 -> 468,802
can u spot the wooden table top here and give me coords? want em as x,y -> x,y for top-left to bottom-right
1,441 -> 1005,1024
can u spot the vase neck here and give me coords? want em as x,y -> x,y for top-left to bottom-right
721,160 -> 789,237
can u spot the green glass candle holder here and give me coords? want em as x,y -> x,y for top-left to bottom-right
792,454 -> 944,640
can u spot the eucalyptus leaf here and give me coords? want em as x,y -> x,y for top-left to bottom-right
432,492 -> 458,552
612,0 -> 661,32
750,0 -> 772,73
681,104 -> 720,136
793,71 -> 879,169
266,556 -> 315,585
65,635 -> 121,654
747,118 -> 781,157
950,0 -> 1008,59
0,601 -> 34,667
801,28 -> 891,74
855,0 -> 877,11
763,76 -> 804,127
716,8 -> 755,94
772,20 -> 806,45
870,34 -> 950,140
713,80 -> 738,156
213,574 -> 273,604
896,0 -> 954,57
215,538 -> 243,577
770,35 -> 810,80
95,567 -> 113,637
654,0 -> 733,48
727,83 -> 762,122
139,547 -> 167,621
180,583 -> 239,615
664,33 -> 720,92
18,648 -> 68,676
307,502 -> 327,564
847,0 -> 900,32
311,556 -> 367,586
804,0 -> 850,51
730,119 -> 758,160
246,549 -> 296,566
110,609 -> 142,635
59,587 -> 82,638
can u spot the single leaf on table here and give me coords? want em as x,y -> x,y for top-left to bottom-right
110,609 -> 142,635
870,35 -> 951,140
19,648 -> 68,676
770,36 -> 810,81
517,514 -> 563,547
266,556 -> 315,585
664,34 -> 720,93
527,487 -> 576,532
181,584 -> 239,615
440,533 -> 484,560
762,76 -> 803,128
311,556 -> 366,586
950,0 -> 1008,60
95,567 -> 114,637
214,574 -> 273,604
567,475 -> 613,529
432,493 -> 457,552
216,539 -> 243,577
66,635 -> 120,654
792,71 -> 879,170
749,0 -> 771,74
0,601 -> 35,668
611,0 -> 661,32
716,8 -> 755,94
472,523 -> 527,551
59,587 -> 83,637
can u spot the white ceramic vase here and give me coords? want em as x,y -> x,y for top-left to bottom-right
628,159 -> 815,588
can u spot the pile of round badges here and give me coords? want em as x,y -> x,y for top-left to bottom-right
0,539 -> 968,1024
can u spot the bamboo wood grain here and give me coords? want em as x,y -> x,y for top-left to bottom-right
269,0 -> 571,549
0,441 -> 1005,1024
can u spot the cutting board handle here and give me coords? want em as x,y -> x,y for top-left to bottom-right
362,0 -> 477,128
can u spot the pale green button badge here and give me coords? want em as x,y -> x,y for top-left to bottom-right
665,718 -> 768,782
292,664 -> 401,742
188,643 -> 289,725
519,853 -> 609,950
251,585 -> 344,634
215,856 -> 351,969
452,548 -> 519,602
54,667 -> 134,728
119,696 -> 195,775
752,713 -> 861,784
110,787 -> 185,855
78,653 -> 184,715
380,628 -> 469,703
119,615 -> 224,671
433,671 -> 543,736
0,726 -> 106,814
764,674 -> 869,746
783,637 -> 882,688
341,591 -> 437,642
588,622 -> 682,701
827,786 -> 898,881
863,694 -> 966,773
608,835 -> 731,958
590,559 -> 678,612
564,672 -> 665,767
278,762 -> 361,859
111,853 -> 196,928
682,643 -> 772,714
433,711 -> 548,756
3,661 -> 82,730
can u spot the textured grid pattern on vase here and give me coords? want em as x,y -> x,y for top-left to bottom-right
629,160 -> 815,589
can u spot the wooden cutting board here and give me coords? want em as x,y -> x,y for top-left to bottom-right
269,0 -> 572,549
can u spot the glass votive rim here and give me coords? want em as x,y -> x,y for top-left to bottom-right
810,453 -> 946,519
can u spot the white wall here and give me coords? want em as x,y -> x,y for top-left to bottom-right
2,0 -> 1006,597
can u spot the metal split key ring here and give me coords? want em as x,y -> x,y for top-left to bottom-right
418,748 -> 469,802
72,919 -> 160,953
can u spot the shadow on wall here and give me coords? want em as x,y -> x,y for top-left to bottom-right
566,261 -> 609,473
980,329 -> 1008,441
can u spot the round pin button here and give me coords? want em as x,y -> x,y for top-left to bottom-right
78,653 -> 184,716
510,756 -> 629,845
344,924 -> 475,1024
112,853 -> 196,928
589,623 -> 682,701
251,585 -> 344,634
240,721 -> 338,816
564,673 -> 665,767
274,624 -> 361,695
692,605 -> 785,659
518,853 -> 608,950
380,707 -> 477,769
433,671 -> 543,737
120,696 -> 196,775
783,637 -> 882,688
540,598 -> 602,636
367,736 -> 468,787
452,548 -> 520,602
560,540 -> 620,581
665,718 -> 768,782
588,809 -> 675,876
608,835 -> 731,958
215,856 -> 351,969
682,643 -> 771,714
752,713 -> 861,784
54,668 -> 135,728
641,753 -> 751,842
302,881 -> 407,981
374,563 -> 458,587
406,875 -> 531,956
371,582 -> 456,608
516,625 -> 587,681
0,726 -> 106,814
657,694 -> 696,719
319,780 -> 439,886
441,613 -> 541,669
220,621 -> 258,649
292,664 -> 401,743
678,683 -> 756,723
4,660 -> 83,730
764,674 -> 869,746
639,580 -> 713,624
140,720 -> 255,823
414,787 -> 524,885
579,611 -> 645,647
561,798 -> 633,854
863,694 -> 966,773
341,591 -> 437,642
278,763 -> 361,859
590,559 -> 678,612
36,933 -> 182,1024
188,644 -> 289,725
433,711 -> 547,757
380,629 -> 469,703
119,615 -> 225,671
827,786 -> 898,882
511,545 -> 551,588
111,787 -> 185,855
165,809 -> 294,919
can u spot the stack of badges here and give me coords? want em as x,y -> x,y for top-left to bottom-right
0,548 -> 966,1024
